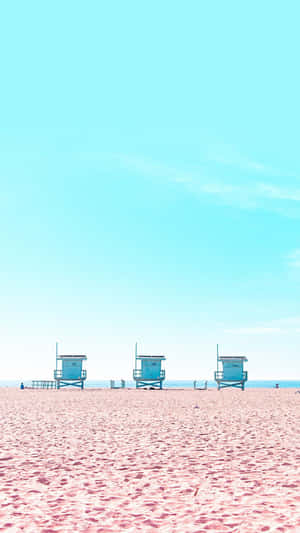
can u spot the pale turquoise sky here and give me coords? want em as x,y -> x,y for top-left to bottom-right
1,1 -> 300,379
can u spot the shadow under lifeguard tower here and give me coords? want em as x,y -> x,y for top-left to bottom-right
54,343 -> 87,389
214,344 -> 248,391
133,343 -> 166,389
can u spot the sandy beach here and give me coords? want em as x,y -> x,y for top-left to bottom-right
0,388 -> 299,532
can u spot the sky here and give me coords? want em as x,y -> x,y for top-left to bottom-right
1,1 -> 300,380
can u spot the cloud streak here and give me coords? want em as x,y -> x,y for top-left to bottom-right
224,327 -> 281,335
225,316 -> 300,335
206,144 -> 270,174
114,152 -> 300,217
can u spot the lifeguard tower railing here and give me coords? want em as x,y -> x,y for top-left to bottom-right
133,369 -> 165,380
214,370 -> 248,382
215,369 -> 248,390
54,369 -> 87,379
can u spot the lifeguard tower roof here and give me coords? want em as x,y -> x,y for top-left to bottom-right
136,354 -> 166,360
56,354 -> 87,360
219,356 -> 248,362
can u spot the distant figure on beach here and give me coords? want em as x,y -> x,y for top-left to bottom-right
20,382 -> 24,390
275,383 -> 279,389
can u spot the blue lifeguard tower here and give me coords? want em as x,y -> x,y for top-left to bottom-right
54,343 -> 87,389
214,344 -> 248,390
133,343 -> 166,389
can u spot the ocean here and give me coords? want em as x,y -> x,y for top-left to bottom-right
1,379 -> 299,389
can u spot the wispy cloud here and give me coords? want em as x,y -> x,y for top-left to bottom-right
112,152 -> 300,217
225,316 -> 300,335
200,183 -> 238,195
271,316 -> 300,327
206,144 -> 270,174
117,154 -> 187,182
224,327 -> 281,335
183,179 -> 300,215
257,184 -> 300,202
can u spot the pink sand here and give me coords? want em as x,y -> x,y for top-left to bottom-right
0,388 -> 299,532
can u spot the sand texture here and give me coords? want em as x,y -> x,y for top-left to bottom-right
0,388 -> 299,532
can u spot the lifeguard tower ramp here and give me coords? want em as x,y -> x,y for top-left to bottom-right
110,380 -> 126,389
54,343 -> 87,389
214,345 -> 248,390
133,343 -> 166,389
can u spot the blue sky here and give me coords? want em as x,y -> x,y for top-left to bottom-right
1,1 -> 300,380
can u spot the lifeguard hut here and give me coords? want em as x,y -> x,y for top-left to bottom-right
54,342 -> 87,389
133,342 -> 166,389
214,344 -> 248,390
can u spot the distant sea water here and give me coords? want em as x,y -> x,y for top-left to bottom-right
1,380 -> 299,389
